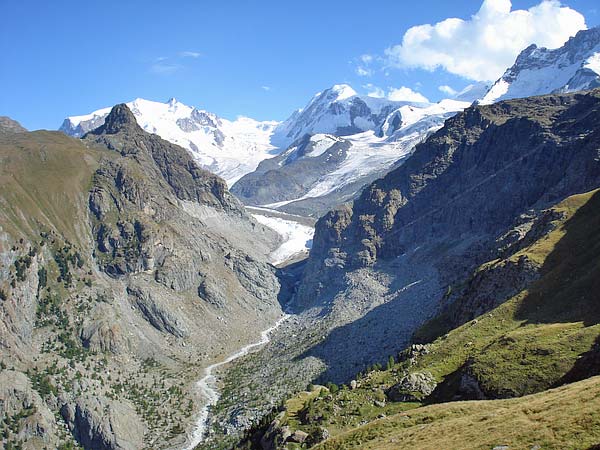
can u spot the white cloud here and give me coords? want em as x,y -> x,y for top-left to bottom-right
150,57 -> 182,74
179,51 -> 202,58
356,66 -> 373,77
363,83 -> 385,98
261,86 -> 271,91
360,54 -> 374,64
438,85 -> 458,96
387,86 -> 430,103
150,51 -> 202,74
364,84 -> 429,102
385,0 -> 587,81
356,54 -> 375,76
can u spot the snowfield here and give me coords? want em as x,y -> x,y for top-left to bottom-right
62,98 -> 280,185
251,213 -> 314,265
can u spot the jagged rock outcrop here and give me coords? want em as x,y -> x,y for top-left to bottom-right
0,106 -> 284,449
86,104 -> 239,213
127,285 -> 188,338
60,396 -> 146,450
0,116 -> 27,133
293,90 -> 600,382
386,371 -> 437,402
80,305 -> 130,354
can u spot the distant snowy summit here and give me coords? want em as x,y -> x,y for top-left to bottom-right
60,98 -> 279,184
269,83 -> 488,148
479,27 -> 600,105
271,84 -> 417,147
232,88 -> 474,216
60,27 -> 600,203
60,88 -> 471,186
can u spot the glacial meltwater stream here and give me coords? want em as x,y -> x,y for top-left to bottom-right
183,206 -> 310,448
183,314 -> 289,449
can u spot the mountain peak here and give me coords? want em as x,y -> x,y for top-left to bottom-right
478,27 -> 600,105
89,104 -> 140,135
0,116 -> 27,133
329,84 -> 357,100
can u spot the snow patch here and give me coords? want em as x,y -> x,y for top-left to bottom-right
479,79 -> 510,105
306,134 -> 343,157
251,213 -> 314,265
331,84 -> 358,100
63,98 -> 280,185
67,107 -> 113,126
585,52 -> 600,74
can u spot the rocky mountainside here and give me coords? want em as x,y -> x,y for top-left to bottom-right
213,91 -> 600,450
0,105 -> 285,449
294,90 -> 600,379
233,98 -> 469,216
305,89 -> 600,280
0,116 -> 27,133
60,98 -> 279,184
240,185 -> 600,449
479,27 -> 600,104
187,89 -> 600,450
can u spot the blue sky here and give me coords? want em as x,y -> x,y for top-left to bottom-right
1,0 -> 598,130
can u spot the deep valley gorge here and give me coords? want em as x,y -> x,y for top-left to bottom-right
2,8 -> 600,450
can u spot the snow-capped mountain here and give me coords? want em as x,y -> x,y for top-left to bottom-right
479,27 -> 600,105
453,82 -> 491,102
233,97 -> 470,216
380,99 -> 471,139
60,98 -> 279,184
271,84 -> 425,147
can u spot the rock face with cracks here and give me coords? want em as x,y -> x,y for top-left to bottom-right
292,90 -> 600,382
0,104 -> 283,449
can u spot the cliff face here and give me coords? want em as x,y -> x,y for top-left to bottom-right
0,105 -> 283,449
243,186 -> 600,450
308,91 -> 600,271
294,90 -> 600,381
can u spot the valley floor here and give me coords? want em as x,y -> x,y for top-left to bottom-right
184,315 -> 290,449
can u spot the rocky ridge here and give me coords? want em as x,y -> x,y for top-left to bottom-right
0,105 -> 284,449
0,116 -> 27,134
194,89 -> 600,448
60,98 -> 279,184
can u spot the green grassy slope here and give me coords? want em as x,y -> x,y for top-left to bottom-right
412,189 -> 600,399
241,188 -> 600,449
0,131 -> 106,244
316,375 -> 600,450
